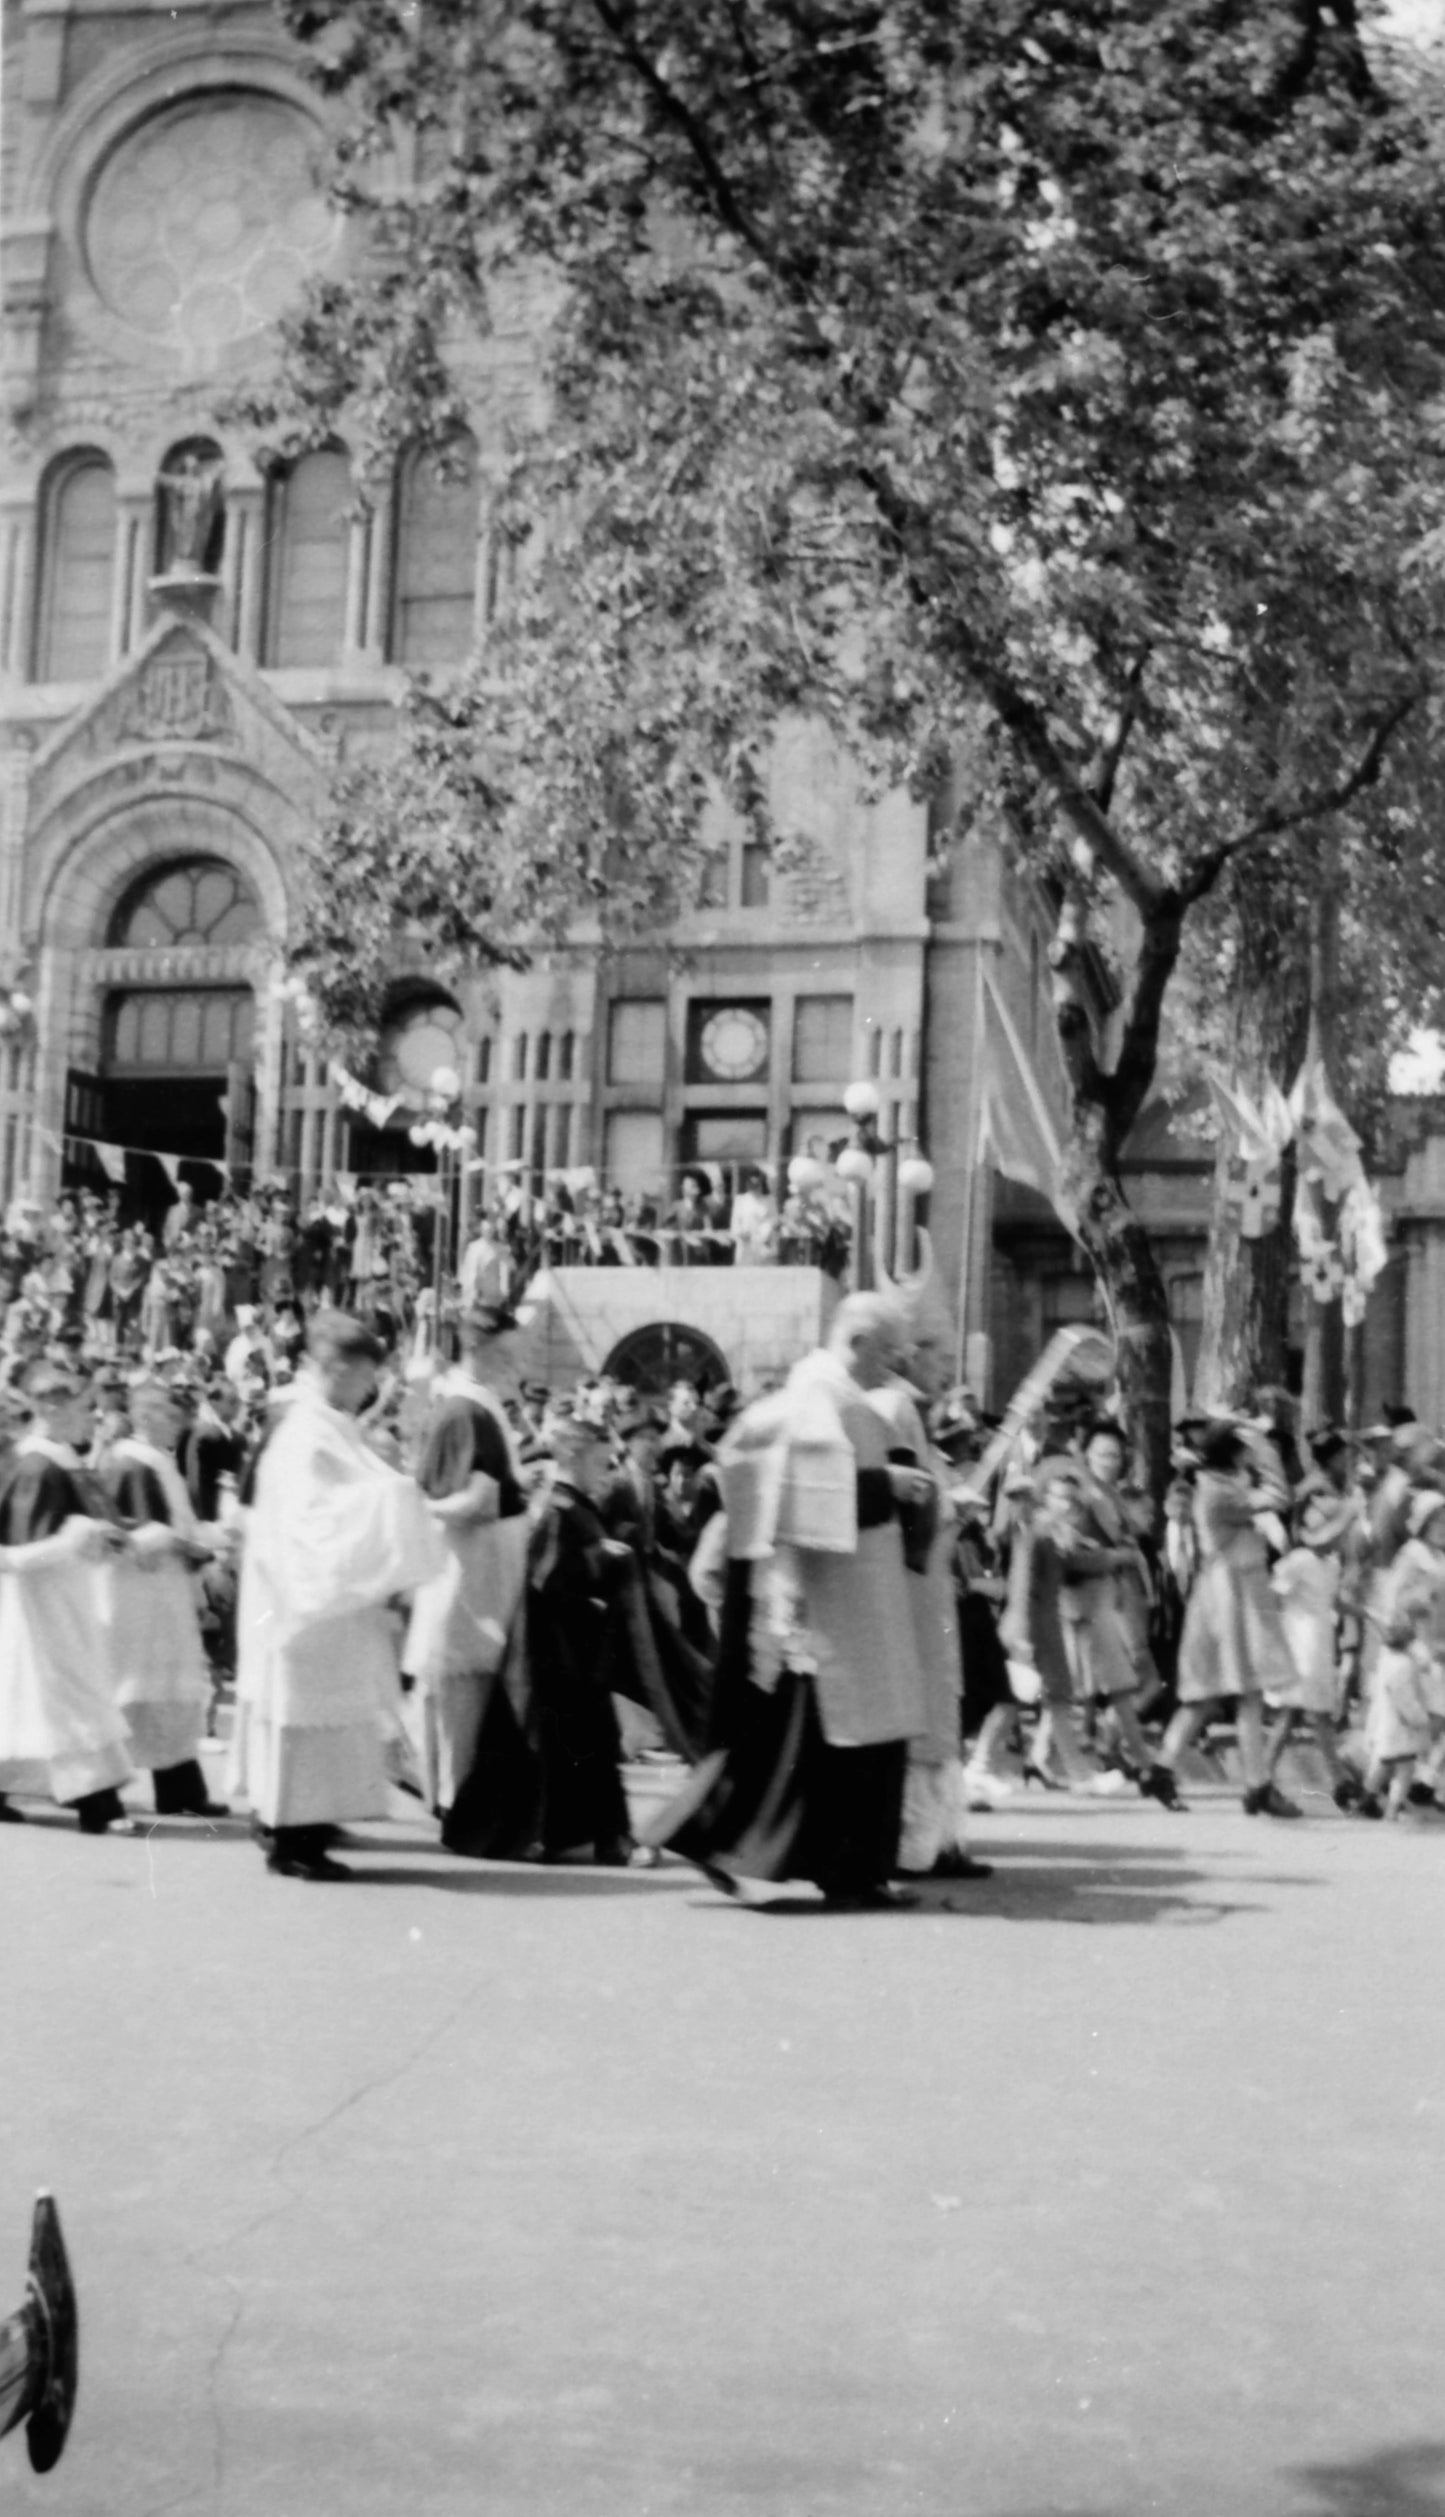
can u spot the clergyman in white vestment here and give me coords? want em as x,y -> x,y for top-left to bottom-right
233,1313 -> 445,1881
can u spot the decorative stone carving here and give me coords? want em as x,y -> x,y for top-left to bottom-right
82,645 -> 236,748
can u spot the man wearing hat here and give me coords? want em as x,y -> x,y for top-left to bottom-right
0,1361 -> 136,1833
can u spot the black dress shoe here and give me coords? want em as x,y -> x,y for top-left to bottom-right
266,1849 -> 352,1882
1141,1764 -> 1187,1811
593,1837 -> 636,1867
0,1797 -> 27,1823
933,1852 -> 993,1881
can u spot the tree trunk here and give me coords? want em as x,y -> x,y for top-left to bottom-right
1194,921 -> 1309,1410
1065,1127 -> 1174,1506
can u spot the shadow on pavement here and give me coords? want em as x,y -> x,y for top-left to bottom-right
1288,2441 -> 1445,2513
335,1859 -> 693,1896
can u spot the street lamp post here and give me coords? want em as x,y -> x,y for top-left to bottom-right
0,982 -> 38,1208
838,1079 -> 934,1288
409,1062 -> 468,1364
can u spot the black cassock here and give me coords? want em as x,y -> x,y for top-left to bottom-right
444,1478 -> 631,1861
598,1470 -> 714,1760
643,1466 -> 908,1896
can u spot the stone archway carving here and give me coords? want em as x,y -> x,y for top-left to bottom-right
31,782 -> 291,957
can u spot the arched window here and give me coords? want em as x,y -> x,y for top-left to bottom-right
391,434 -> 480,665
264,446 -> 350,668
374,992 -> 467,1096
35,453 -> 117,683
107,857 -> 262,949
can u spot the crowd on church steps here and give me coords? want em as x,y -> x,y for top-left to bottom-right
3,1196 -> 1445,1888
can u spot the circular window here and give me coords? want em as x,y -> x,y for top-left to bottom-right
375,999 -> 467,1097
85,93 -> 338,361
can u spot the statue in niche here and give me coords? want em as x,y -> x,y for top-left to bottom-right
156,451 -> 223,579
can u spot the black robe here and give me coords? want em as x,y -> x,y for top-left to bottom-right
599,1467 -> 714,1759
644,1467 -> 908,1894
443,1480 -> 631,1859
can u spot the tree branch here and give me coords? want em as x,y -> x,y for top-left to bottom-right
1180,687 -> 1424,906
1090,649 -> 1150,815
851,456 -> 1170,913
1105,891 -> 1187,1149
954,624 -> 1168,914
586,0 -> 775,266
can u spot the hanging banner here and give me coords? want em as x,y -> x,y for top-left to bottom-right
155,1153 -> 182,1187
1289,1053 -> 1365,1199
94,1142 -> 128,1185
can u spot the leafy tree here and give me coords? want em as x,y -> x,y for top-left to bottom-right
252,0 -> 1445,1489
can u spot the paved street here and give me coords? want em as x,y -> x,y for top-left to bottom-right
6,1757 -> 1445,2517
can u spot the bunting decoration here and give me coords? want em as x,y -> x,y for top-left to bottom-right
1212,1056 -> 1389,1315
1209,1067 -> 1293,1241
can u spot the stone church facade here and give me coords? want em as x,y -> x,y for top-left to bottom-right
0,0 -> 1435,1414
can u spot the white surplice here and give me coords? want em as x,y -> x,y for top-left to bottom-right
107,1434 -> 212,1771
402,1372 -> 529,1814
0,1432 -> 133,1805
231,1382 -> 446,1829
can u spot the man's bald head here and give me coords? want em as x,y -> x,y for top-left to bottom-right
828,1293 -> 907,1390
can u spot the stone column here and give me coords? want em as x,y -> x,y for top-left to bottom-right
226,486 -> 266,662
252,962 -> 288,1184
362,480 -> 394,661
111,492 -> 154,658
26,942 -> 71,1202
0,507 -> 37,679
343,511 -> 371,659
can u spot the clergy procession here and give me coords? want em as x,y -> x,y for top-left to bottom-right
5,1199 -> 1445,1897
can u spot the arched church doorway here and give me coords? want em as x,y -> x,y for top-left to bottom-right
66,855 -> 262,1212
603,1322 -> 729,1396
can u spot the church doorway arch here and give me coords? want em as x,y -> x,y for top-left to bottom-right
603,1321 -> 729,1396
66,853 -> 263,1211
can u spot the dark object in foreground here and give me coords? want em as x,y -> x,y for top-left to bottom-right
0,2192 -> 79,2472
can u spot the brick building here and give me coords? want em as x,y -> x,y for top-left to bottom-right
0,0 -> 1432,1411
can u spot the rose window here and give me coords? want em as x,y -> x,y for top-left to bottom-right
85,93 -> 338,360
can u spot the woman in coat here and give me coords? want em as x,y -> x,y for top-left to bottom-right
1142,1422 -> 1299,1816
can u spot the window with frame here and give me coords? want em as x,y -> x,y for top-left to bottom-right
107,858 -> 262,950
105,988 -> 255,1073
392,434 -> 481,664
792,996 -> 854,1086
696,831 -> 771,910
35,453 -> 117,683
264,447 -> 350,668
608,999 -> 666,1087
